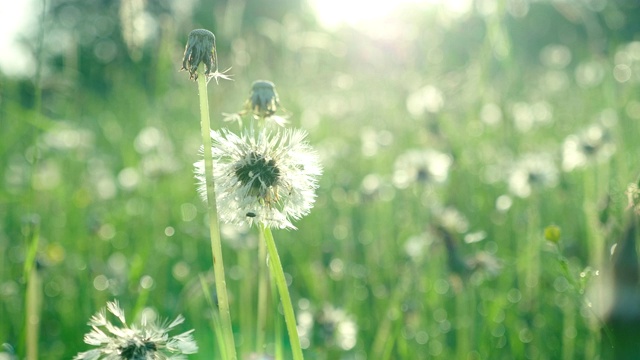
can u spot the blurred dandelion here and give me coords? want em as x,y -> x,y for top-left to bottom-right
297,304 -> 358,351
430,204 -> 469,234
508,153 -> 558,198
219,223 -> 258,250
194,128 -> 322,230
74,300 -> 197,360
562,123 -> 616,172
404,232 -> 435,263
133,127 -> 179,177
434,224 -> 502,283
406,85 -> 445,117
392,149 -> 452,189
0,343 -> 16,360
625,183 -> 640,215
223,80 -> 289,127
511,101 -> 553,132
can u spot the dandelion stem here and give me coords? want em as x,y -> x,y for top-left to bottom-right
197,71 -> 237,360
256,233 -> 269,352
260,225 -> 304,360
22,217 -> 41,360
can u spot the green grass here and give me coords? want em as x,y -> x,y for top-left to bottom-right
2,2 -> 640,359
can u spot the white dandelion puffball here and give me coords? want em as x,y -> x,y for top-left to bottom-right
195,128 -> 322,230
74,300 -> 198,360
392,149 -> 453,189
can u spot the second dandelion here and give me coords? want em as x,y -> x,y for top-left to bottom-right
195,128 -> 322,230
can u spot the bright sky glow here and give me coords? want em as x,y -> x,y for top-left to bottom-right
310,0 -> 473,28
0,0 -> 36,77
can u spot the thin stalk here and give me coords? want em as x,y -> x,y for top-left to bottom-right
25,269 -> 41,360
260,225 -> 304,360
272,274 -> 284,360
238,250 -> 253,355
256,233 -> 269,352
200,274 -> 227,358
197,72 -> 237,360
21,217 -> 41,360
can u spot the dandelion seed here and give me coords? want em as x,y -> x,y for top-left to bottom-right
562,123 -> 616,171
74,300 -> 198,360
508,153 -> 558,198
195,128 -> 322,229
392,149 -> 452,189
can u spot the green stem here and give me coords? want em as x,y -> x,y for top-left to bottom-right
25,269 -> 41,360
256,233 -> 268,352
260,225 -> 304,360
197,73 -> 237,360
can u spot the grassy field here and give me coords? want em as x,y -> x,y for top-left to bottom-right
2,1 -> 640,359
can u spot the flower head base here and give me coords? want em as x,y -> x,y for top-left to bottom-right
223,80 -> 289,127
181,29 -> 231,83
249,80 -> 280,118
181,29 -> 216,80
195,128 -> 322,229
74,300 -> 198,360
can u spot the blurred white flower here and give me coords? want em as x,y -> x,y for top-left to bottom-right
508,153 -> 558,198
74,300 -> 197,360
406,85 -> 444,117
392,149 -> 452,189
562,123 -> 615,172
404,232 -> 434,262
195,128 -> 322,229
297,304 -> 358,351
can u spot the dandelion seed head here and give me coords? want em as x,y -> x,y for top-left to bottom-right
195,128 -> 322,229
508,153 -> 558,198
392,149 -> 452,189
297,304 -> 358,351
626,183 -> 640,214
74,300 -> 197,360
562,123 -> 615,172
404,232 -> 434,262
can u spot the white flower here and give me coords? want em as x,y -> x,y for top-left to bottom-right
195,128 -> 322,230
508,153 -> 558,198
562,123 -> 615,171
297,304 -> 358,351
392,149 -> 452,189
74,300 -> 198,360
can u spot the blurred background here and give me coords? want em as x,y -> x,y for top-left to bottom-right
2,0 -> 640,359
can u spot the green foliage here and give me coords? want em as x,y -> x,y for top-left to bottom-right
2,0 -> 640,359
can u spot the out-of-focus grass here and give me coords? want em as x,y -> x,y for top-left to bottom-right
1,1 -> 640,359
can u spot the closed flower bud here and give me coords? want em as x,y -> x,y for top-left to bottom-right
181,29 -> 218,81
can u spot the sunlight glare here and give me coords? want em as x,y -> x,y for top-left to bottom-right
0,0 -> 36,77
310,0 -> 473,28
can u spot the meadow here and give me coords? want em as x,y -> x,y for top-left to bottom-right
2,0 -> 640,359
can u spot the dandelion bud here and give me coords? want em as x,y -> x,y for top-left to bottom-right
544,225 -> 561,244
249,80 -> 280,118
181,29 -> 217,80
